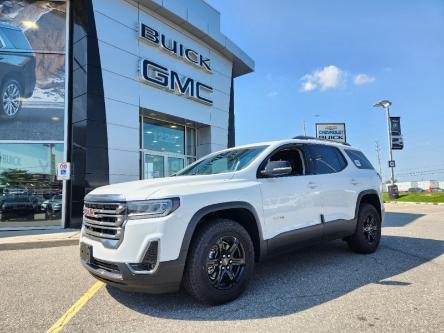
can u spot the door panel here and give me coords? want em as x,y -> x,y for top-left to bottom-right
144,154 -> 164,179
259,175 -> 323,240
306,144 -> 358,222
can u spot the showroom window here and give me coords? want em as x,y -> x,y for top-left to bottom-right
0,143 -> 64,227
142,117 -> 197,179
0,1 -> 67,228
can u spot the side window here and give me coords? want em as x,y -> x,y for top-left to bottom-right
0,31 -> 5,48
264,147 -> 306,176
345,149 -> 374,170
309,145 -> 347,175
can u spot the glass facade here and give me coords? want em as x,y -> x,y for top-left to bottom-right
0,143 -> 64,227
0,1 -> 67,228
142,117 -> 197,179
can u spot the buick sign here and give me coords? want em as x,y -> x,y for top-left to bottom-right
139,23 -> 212,73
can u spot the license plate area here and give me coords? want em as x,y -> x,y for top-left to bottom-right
80,243 -> 93,263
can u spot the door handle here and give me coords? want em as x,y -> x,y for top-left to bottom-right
351,179 -> 359,186
308,182 -> 318,189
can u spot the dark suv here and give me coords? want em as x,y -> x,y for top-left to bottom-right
0,195 -> 35,221
0,23 -> 36,119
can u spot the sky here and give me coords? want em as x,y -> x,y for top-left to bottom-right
207,0 -> 444,182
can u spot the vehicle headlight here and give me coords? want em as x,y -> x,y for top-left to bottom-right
127,198 -> 180,219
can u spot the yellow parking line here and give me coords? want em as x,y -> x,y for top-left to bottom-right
46,281 -> 105,333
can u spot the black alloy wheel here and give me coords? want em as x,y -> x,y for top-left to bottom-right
362,214 -> 378,243
347,203 -> 381,254
206,236 -> 246,290
183,218 -> 255,304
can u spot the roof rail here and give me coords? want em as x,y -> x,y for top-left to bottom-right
292,135 -> 351,146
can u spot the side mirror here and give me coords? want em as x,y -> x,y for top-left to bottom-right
261,160 -> 292,177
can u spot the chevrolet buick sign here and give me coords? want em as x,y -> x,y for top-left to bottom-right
316,123 -> 347,143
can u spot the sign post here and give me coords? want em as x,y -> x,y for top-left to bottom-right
57,162 -> 71,181
315,123 -> 346,143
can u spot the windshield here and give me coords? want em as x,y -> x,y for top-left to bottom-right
1,28 -> 32,50
177,146 -> 267,176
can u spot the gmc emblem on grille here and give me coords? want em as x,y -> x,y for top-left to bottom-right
83,208 -> 96,218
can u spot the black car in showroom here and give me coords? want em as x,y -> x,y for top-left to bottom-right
0,22 -> 36,119
0,195 -> 35,221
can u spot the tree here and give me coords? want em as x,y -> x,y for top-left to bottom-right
0,169 -> 33,188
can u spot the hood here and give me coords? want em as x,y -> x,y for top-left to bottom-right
86,173 -> 235,201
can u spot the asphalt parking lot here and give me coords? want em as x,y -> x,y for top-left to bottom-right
1,204 -> 443,333
0,106 -> 64,141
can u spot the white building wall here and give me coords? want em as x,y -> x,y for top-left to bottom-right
92,0 -> 233,184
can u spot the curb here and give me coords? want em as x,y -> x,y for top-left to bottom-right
0,230 -> 80,251
0,238 -> 79,251
384,201 -> 444,206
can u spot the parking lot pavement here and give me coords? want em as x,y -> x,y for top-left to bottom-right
0,106 -> 64,141
0,204 -> 443,333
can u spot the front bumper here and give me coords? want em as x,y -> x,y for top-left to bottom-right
80,250 -> 184,294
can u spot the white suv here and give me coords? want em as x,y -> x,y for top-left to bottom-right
80,137 -> 384,304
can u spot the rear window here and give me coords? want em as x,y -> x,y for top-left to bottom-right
1,28 -> 31,50
308,144 -> 348,174
345,149 -> 374,170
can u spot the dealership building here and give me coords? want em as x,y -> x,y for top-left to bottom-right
0,0 -> 254,229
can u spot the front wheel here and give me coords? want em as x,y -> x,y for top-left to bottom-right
1,79 -> 23,119
183,218 -> 255,305
347,203 -> 381,254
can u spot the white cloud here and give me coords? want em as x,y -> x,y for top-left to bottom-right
267,91 -> 278,97
300,65 -> 345,92
353,73 -> 375,85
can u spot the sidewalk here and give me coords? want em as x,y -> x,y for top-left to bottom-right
0,229 -> 80,251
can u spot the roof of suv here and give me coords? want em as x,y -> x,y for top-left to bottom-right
229,138 -> 354,151
0,22 -> 21,31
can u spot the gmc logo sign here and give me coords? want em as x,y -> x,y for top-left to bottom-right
83,208 -> 96,218
140,59 -> 213,106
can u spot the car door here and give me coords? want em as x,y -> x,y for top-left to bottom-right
257,144 -> 323,250
306,144 -> 358,237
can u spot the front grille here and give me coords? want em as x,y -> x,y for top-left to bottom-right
89,257 -> 121,274
83,201 -> 126,241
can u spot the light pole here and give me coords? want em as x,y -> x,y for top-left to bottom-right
373,99 -> 396,185
302,114 -> 320,136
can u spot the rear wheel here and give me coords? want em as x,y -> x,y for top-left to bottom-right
347,203 -> 381,254
0,79 -> 23,119
183,218 -> 255,305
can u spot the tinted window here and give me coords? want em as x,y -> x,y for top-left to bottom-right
309,145 -> 347,174
1,28 -> 31,50
265,148 -> 305,176
345,149 -> 374,170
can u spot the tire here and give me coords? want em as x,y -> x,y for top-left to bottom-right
0,79 -> 23,119
347,203 -> 381,254
183,218 -> 255,305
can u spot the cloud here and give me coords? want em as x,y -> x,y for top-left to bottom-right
267,90 -> 278,97
353,73 -> 375,85
300,65 -> 345,92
